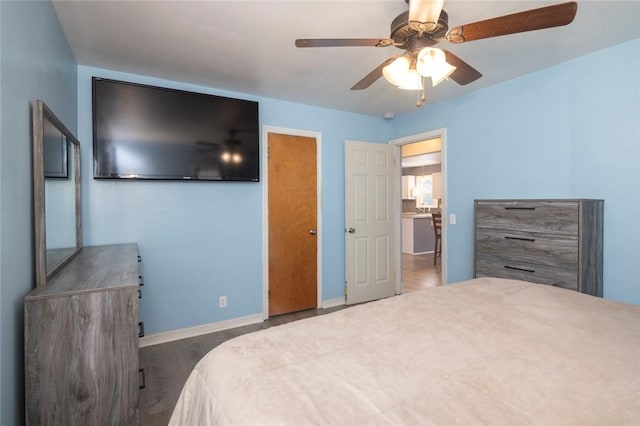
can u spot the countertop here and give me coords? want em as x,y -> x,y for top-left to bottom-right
402,213 -> 433,219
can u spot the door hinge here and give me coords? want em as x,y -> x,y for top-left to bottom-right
344,281 -> 348,296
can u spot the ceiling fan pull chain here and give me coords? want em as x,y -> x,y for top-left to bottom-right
416,77 -> 426,107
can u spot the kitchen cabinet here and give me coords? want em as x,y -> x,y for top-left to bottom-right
402,175 -> 415,199
402,214 -> 436,254
432,172 -> 442,199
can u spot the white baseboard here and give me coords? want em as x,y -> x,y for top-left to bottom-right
139,313 -> 264,348
322,296 -> 346,309
139,300 -> 346,348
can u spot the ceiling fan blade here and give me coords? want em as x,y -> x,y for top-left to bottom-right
446,2 -> 578,43
442,50 -> 482,85
351,57 -> 397,90
295,38 -> 393,48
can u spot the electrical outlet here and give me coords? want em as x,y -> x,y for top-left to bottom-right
449,213 -> 456,225
219,296 -> 227,308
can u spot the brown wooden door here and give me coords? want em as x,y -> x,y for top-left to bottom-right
268,132 -> 317,316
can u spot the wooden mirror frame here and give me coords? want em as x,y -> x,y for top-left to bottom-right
32,100 -> 82,287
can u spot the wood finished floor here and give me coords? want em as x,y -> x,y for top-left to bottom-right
138,254 -> 440,425
402,252 -> 442,292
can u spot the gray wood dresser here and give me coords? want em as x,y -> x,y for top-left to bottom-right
25,243 -> 141,425
474,199 -> 603,296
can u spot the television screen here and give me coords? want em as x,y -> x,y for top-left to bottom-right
92,78 -> 260,181
43,117 -> 68,179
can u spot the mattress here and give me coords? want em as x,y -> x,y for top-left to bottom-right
169,278 -> 640,425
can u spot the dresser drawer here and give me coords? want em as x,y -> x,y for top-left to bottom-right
475,200 -> 579,235
475,255 -> 578,291
475,228 -> 578,270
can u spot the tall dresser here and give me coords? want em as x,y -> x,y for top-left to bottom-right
474,199 -> 603,296
25,244 -> 141,425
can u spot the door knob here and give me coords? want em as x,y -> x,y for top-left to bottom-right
347,227 -> 355,234
309,229 -> 317,235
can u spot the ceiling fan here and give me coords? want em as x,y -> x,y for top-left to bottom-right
295,0 -> 577,106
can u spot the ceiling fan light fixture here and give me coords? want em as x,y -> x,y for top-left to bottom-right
398,68 -> 424,91
416,47 -> 445,76
430,62 -> 456,86
416,47 -> 455,86
382,56 -> 410,86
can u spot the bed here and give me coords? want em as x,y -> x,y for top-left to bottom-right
169,278 -> 640,425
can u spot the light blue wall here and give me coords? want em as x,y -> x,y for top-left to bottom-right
0,1 -> 78,424
77,66 -> 391,335
0,2 -> 3,422
391,38 -> 640,305
45,179 -> 77,248
0,1 -> 3,421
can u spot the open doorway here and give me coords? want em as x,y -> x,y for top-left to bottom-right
394,135 -> 444,292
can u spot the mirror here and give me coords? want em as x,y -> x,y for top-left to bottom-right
32,100 -> 81,287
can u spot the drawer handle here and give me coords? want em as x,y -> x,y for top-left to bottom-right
505,207 -> 536,210
504,236 -> 536,242
139,368 -> 146,390
138,321 -> 145,338
504,265 -> 535,273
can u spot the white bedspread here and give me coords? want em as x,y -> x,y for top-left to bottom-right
170,278 -> 640,425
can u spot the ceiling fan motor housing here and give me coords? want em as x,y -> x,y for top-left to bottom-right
390,10 -> 449,52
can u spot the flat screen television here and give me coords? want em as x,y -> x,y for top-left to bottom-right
92,77 -> 260,181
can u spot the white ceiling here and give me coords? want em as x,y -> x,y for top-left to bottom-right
52,0 -> 640,118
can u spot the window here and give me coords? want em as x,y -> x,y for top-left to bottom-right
415,175 -> 438,208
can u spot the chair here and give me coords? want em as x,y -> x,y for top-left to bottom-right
432,212 -> 442,265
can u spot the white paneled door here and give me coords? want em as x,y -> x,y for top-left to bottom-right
345,141 -> 397,304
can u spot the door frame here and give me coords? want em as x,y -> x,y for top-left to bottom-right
389,127 -> 448,289
262,126 -> 323,319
